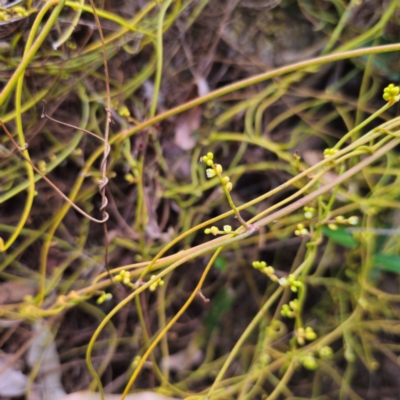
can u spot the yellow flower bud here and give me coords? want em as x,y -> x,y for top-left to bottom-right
118,105 -> 130,117
38,160 -> 47,173
335,215 -> 345,223
319,346 -> 333,359
348,216 -> 359,225
215,164 -> 223,174
305,327 -> 317,341
206,169 -> 216,178
210,226 -> 219,235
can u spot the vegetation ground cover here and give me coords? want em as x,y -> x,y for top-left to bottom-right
1,1 -> 400,399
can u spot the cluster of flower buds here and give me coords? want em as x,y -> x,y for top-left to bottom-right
294,223 -> 309,237
252,262 -> 303,292
328,215 -> 359,230
281,299 -> 299,318
204,225 -> 233,235
299,345 -> 334,371
383,83 -> 400,104
303,206 -> 315,220
149,275 -> 164,292
202,152 -> 232,192
296,326 -> 317,346
115,270 -> 132,285
252,261 -> 278,282
279,274 -> 302,292
97,292 -> 113,304
323,148 -> 339,158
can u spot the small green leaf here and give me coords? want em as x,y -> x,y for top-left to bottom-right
203,289 -> 234,335
322,226 -> 358,248
373,253 -> 400,274
214,256 -> 227,271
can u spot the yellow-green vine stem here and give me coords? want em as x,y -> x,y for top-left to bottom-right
0,0 -> 66,106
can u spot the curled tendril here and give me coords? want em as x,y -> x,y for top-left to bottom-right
3,102 -> 111,225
